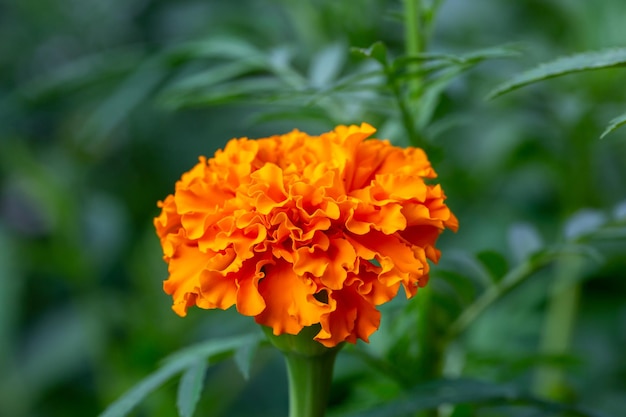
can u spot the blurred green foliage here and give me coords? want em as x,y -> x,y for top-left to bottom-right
1,1 -> 625,416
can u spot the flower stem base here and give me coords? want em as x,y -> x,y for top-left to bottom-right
263,326 -> 343,417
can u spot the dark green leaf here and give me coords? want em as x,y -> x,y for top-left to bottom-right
351,41 -> 388,66
600,111 -> 626,139
20,48 -> 143,101
159,77 -> 287,109
488,47 -> 626,99
432,270 -> 476,306
77,58 -> 168,152
177,359 -> 208,417
164,60 -> 267,93
476,250 -> 509,283
339,378 -> 609,417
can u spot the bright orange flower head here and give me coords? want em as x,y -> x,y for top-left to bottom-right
154,123 -> 458,347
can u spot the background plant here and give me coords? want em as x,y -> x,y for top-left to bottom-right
1,1 -> 625,416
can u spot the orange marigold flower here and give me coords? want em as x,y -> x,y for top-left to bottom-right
154,123 -> 458,347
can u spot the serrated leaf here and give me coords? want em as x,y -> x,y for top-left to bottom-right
99,360 -> 185,417
476,250 -> 509,283
99,334 -> 261,417
508,223 -> 543,264
600,111 -> 626,139
308,42 -> 347,88
416,66 -> 467,129
488,47 -> 626,99
351,41 -> 388,66
177,359 -> 208,417
233,340 -> 259,380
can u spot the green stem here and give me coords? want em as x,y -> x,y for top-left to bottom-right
284,349 -> 340,417
398,0 -> 425,148
534,257 -> 583,400
415,285 -> 442,417
263,326 -> 342,417
404,0 -> 423,97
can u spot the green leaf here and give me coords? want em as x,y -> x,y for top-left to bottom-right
99,333 -> 261,417
77,58 -> 168,152
564,209 -> 607,240
308,42 -> 347,88
165,36 -> 263,65
508,223 -> 543,264
488,47 -> 626,99
476,250 -> 509,283
177,359 -> 208,417
600,111 -> 626,139
351,41 -> 388,66
164,60 -> 267,93
233,340 -> 260,381
433,270 -> 476,307
415,65 -> 467,129
394,45 -> 519,68
99,360 -> 186,417
339,378 -> 609,417
159,77 -> 286,109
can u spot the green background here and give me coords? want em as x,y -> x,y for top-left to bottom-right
1,1 -> 625,416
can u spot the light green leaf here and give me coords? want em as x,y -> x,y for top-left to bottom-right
564,209 -> 607,240
394,45 -> 519,68
351,41 -> 388,66
233,340 -> 260,381
99,334 -> 261,417
508,223 -> 543,264
488,47 -> 626,99
415,66 -> 467,129
165,37 -> 263,65
177,359 -> 208,417
600,111 -> 626,139
308,42 -> 347,88
99,360 -> 185,417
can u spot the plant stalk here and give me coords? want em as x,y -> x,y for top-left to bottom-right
534,256 -> 583,400
284,349 -> 339,417
263,326 -> 342,417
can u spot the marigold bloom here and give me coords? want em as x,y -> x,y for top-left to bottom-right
154,123 -> 458,347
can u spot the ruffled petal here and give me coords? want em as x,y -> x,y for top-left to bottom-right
155,123 -> 457,347
256,261 -> 330,335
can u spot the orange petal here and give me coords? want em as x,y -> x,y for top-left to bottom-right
255,261 -> 329,335
316,285 -> 381,347
163,243 -> 211,316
